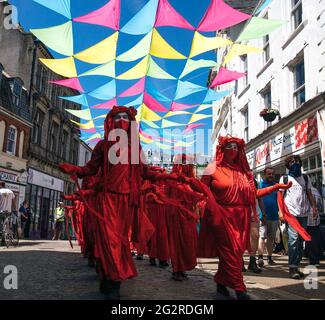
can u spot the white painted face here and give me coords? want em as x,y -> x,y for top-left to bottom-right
114,112 -> 130,122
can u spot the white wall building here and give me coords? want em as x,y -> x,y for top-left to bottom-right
212,0 -> 325,188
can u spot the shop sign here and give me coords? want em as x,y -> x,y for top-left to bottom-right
247,115 -> 318,170
27,169 -> 64,192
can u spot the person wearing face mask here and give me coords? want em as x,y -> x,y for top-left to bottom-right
58,106 -> 181,300
184,136 -> 293,300
279,155 -> 318,279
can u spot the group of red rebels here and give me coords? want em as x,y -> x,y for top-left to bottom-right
58,106 -> 302,300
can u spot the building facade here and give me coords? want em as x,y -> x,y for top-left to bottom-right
0,63 -> 32,208
0,3 -> 82,238
212,0 -> 325,192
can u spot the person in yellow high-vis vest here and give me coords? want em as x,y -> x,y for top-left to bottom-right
52,202 -> 65,240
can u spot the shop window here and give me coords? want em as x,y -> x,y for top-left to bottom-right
302,159 -> 308,171
291,0 -> 303,30
6,125 -> 17,155
310,156 -> 316,170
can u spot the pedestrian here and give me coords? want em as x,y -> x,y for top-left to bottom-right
305,186 -> 322,267
188,136 -> 292,300
246,179 -> 264,273
18,200 -> 29,239
258,167 -> 280,267
52,202 -> 65,241
279,155 -> 318,279
24,203 -> 32,238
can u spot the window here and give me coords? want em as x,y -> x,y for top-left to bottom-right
262,14 -> 270,64
292,58 -> 305,108
242,106 -> 249,143
50,122 -> 59,153
60,130 -> 68,160
241,55 -> 248,88
6,126 -> 17,155
32,110 -> 44,144
292,0 -> 303,30
85,151 -> 90,163
71,139 -> 79,165
262,87 -> 272,109
10,79 -> 22,108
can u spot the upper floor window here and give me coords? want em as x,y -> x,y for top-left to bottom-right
32,110 -> 44,144
292,58 -> 305,108
50,122 -> 59,153
241,55 -> 248,88
262,86 -> 272,109
71,139 -> 79,165
262,14 -> 270,64
7,126 -> 17,155
60,130 -> 69,160
9,78 -> 23,108
241,106 -> 249,143
292,0 -> 303,30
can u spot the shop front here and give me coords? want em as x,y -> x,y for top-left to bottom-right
26,168 -> 64,239
0,168 -> 28,208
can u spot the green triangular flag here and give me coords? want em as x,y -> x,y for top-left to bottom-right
180,59 -> 218,78
31,21 -> 73,56
237,17 -> 286,42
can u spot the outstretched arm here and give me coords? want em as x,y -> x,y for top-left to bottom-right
59,141 -> 104,178
256,182 -> 292,198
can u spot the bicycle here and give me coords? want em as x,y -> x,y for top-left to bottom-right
0,211 -> 19,248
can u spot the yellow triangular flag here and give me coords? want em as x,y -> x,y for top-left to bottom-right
223,43 -> 262,65
70,119 -> 95,130
141,119 -> 160,128
141,103 -> 162,121
161,119 -> 183,128
40,57 -> 77,78
140,133 -> 153,144
195,104 -> 212,113
190,32 -> 232,58
117,56 -> 149,80
74,32 -> 118,64
164,111 -> 191,118
150,29 -> 186,59
189,113 -> 212,124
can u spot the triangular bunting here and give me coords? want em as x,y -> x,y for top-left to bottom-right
236,17 -> 286,42
60,94 -> 89,106
88,79 -> 116,100
73,0 -> 120,30
65,108 -> 92,120
146,81 -> 171,103
189,32 -> 232,58
150,29 -> 186,59
91,98 -> 117,109
50,77 -> 84,92
174,80 -> 206,100
117,56 -> 149,80
154,0 -> 194,30
203,89 -> 231,103
121,0 -> 159,35
195,104 -> 212,113
70,119 -> 95,130
209,67 -> 245,88
223,43 -> 262,65
125,93 -> 144,107
31,21 -> 73,56
170,101 -> 198,111
33,0 -> 71,19
198,0 -> 251,32
180,59 -> 218,78
189,113 -> 212,124
183,123 -> 205,133
74,32 -> 118,64
141,103 -> 162,121
117,32 -> 152,62
79,59 -> 116,77
143,92 -> 168,112
161,119 -> 183,128
164,110 -> 190,118
40,57 -> 77,78
119,78 -> 146,97
141,119 -> 160,129
147,57 -> 176,79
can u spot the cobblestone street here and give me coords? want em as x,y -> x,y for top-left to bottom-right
0,240 -> 324,300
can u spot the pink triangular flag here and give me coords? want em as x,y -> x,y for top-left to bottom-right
170,101 -> 198,111
119,78 -> 146,98
209,67 -> 246,88
50,77 -> 84,93
198,0 -> 251,32
183,123 -> 205,133
155,0 -> 194,30
91,98 -> 117,109
73,0 -> 120,30
143,92 -> 168,112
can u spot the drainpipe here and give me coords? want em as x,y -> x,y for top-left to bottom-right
28,40 -> 39,106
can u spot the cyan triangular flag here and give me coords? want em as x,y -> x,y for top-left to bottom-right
33,0 -> 71,19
